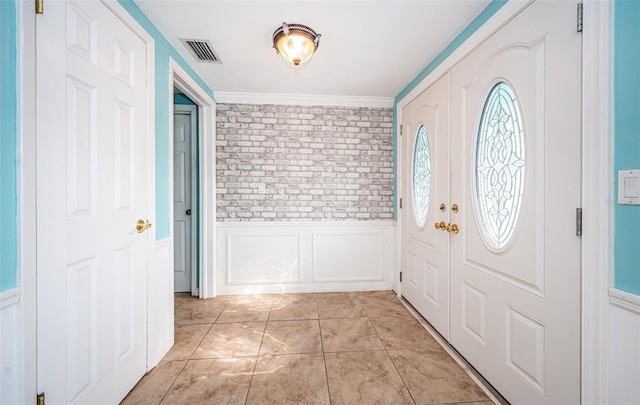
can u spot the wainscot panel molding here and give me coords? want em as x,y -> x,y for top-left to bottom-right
0,287 -> 22,405
147,238 -> 174,368
609,288 -> 640,403
216,221 -> 395,295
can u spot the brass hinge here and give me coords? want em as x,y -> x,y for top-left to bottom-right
37,393 -> 45,405
35,0 -> 43,14
399,198 -> 402,209
400,125 -> 403,136
399,271 -> 403,282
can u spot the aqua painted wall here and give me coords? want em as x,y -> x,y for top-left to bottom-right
614,0 -> 640,296
392,0 -> 508,220
0,0 -> 18,292
118,0 -> 213,240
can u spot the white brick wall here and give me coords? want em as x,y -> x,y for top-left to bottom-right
216,104 -> 394,221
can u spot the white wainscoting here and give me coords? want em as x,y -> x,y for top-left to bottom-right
147,238 -> 174,369
609,288 -> 640,404
216,221 -> 396,295
1,288 -> 22,405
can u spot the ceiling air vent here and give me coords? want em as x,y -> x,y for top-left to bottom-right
180,39 -> 222,64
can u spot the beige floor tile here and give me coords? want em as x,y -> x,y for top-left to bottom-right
120,360 -> 186,405
388,349 -> 489,404
160,358 -> 255,404
216,298 -> 272,323
163,324 -> 211,360
260,320 -> 322,355
359,295 -> 413,318
192,322 -> 266,359
320,318 -> 384,352
317,298 -> 366,319
246,353 -> 329,405
269,296 -> 318,320
324,351 -> 414,405
371,316 -> 440,351
175,297 -> 227,325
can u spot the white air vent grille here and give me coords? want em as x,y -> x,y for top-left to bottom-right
180,38 -> 222,64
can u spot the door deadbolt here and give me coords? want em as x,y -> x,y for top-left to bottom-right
186,209 -> 192,216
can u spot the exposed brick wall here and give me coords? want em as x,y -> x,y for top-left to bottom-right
216,103 -> 394,221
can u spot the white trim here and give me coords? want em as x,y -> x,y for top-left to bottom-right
215,91 -> 394,108
396,0 -> 531,110
609,288 -> 640,316
17,0 -> 37,402
170,59 -> 217,299
174,104 -> 199,296
216,220 -> 394,228
0,288 -> 21,309
581,1 -> 613,403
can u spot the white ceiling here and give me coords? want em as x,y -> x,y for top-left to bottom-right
135,0 -> 491,100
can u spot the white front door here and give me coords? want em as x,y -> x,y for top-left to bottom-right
36,1 -> 152,403
173,107 -> 195,293
401,73 -> 451,339
449,1 -> 581,403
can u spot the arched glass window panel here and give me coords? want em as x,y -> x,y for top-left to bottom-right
412,125 -> 431,228
474,82 -> 525,249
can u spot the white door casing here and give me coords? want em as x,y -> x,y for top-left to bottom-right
401,73 -> 451,340
36,1 -> 153,403
449,1 -> 581,403
173,106 -> 196,293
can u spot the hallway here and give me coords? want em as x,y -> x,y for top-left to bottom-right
122,291 -> 495,404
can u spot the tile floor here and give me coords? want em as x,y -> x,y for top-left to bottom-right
121,291 -> 494,405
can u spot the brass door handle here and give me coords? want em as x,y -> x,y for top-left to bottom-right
136,219 -> 152,233
434,221 -> 447,230
447,223 -> 459,234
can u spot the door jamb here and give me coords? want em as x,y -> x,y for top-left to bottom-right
169,59 -> 217,299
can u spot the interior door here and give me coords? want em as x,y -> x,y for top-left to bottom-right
401,73 -> 450,339
173,108 -> 193,293
449,1 -> 581,403
36,1 -> 151,403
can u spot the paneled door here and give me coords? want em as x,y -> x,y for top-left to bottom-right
174,107 -> 195,293
449,1 -> 581,403
401,73 -> 451,339
36,1 -> 152,403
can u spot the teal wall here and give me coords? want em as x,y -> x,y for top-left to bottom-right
0,0 -> 18,292
614,0 -> 640,296
392,0 -> 508,220
118,0 -> 214,240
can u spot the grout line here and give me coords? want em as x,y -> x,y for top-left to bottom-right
243,301 -> 273,405
317,317 -> 333,404
396,295 -> 505,405
156,359 -> 190,405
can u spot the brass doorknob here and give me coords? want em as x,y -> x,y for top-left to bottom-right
434,221 -> 447,230
448,223 -> 459,234
136,219 -> 152,233
451,204 -> 459,214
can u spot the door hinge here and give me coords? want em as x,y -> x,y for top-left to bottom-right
576,208 -> 583,236
577,2 -> 583,33
37,393 -> 45,405
35,0 -> 43,14
399,198 -> 403,209
400,271 -> 403,282
400,125 -> 403,136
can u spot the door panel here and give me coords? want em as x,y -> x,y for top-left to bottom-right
401,73 -> 450,339
174,111 -> 193,292
37,1 -> 150,403
450,1 -> 581,403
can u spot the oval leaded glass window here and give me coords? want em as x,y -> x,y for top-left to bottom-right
412,125 -> 431,228
474,82 -> 525,249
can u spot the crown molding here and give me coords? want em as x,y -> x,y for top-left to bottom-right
214,91 -> 394,108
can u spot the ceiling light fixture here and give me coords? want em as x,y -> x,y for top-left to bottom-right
272,22 -> 321,66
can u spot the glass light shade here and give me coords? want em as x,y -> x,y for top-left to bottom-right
273,23 -> 320,66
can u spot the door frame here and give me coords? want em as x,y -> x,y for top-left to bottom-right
173,104 -> 198,295
169,59 -> 217,299
395,0 -> 612,402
